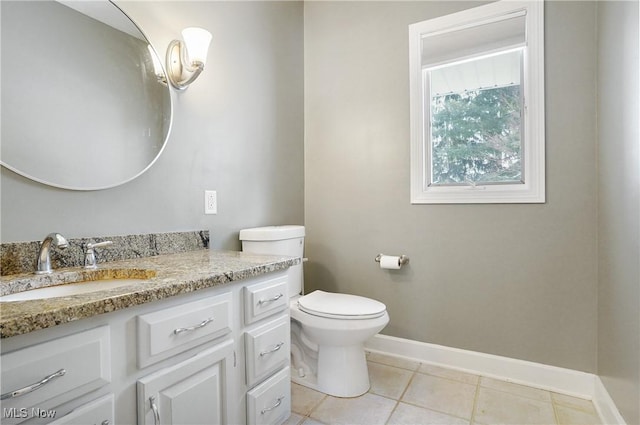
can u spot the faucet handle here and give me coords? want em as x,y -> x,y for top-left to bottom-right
87,241 -> 113,250
84,241 -> 113,269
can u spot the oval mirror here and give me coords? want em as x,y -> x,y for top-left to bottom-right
0,0 -> 172,190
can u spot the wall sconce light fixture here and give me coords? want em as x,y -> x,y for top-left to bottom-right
166,27 -> 212,90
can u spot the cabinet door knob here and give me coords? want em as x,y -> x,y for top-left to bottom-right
173,317 -> 214,335
1,369 -> 66,400
259,342 -> 284,357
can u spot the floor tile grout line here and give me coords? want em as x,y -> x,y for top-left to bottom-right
470,375 -> 482,425
383,400 -> 401,425
381,368 -> 415,425
552,398 -> 562,425
397,368 -> 418,402
305,393 -> 328,421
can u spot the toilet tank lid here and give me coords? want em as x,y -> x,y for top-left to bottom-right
239,225 -> 305,241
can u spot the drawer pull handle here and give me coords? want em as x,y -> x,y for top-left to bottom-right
173,317 -> 214,335
260,342 -> 284,357
258,293 -> 283,305
1,369 -> 66,400
150,396 -> 160,425
261,396 -> 284,414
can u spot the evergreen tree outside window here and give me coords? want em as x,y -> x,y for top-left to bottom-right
429,49 -> 523,186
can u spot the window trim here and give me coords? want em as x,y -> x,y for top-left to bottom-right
409,1 -> 545,204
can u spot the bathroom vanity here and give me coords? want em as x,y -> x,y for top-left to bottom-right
0,249 -> 297,425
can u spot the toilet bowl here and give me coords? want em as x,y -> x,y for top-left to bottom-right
290,290 -> 389,397
239,225 -> 390,398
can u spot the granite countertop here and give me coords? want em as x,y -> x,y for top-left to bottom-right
0,249 -> 299,338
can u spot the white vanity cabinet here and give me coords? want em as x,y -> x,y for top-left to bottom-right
242,275 -> 291,425
0,269 -> 292,425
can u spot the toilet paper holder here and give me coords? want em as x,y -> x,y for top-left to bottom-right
375,254 -> 410,267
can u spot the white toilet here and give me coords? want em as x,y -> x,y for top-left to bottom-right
239,225 -> 390,398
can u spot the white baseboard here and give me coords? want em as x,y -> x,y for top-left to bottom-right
365,334 -> 626,424
593,377 -> 629,425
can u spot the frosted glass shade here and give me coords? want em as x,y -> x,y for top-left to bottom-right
181,27 -> 212,65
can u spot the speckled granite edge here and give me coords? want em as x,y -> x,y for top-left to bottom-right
1,230 -> 209,276
0,249 -> 300,338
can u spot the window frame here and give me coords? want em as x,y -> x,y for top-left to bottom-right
409,1 -> 545,204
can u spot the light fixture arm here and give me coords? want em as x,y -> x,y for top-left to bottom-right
166,39 -> 206,91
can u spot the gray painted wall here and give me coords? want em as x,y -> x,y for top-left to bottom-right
597,1 -> 640,424
0,1 -> 304,249
304,1 -> 598,372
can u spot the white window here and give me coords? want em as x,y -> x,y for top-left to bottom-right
409,1 -> 545,204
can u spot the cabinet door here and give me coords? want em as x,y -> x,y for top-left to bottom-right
137,340 -> 235,425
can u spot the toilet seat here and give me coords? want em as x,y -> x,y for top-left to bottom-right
297,290 -> 387,320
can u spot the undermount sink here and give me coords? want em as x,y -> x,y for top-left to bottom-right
0,269 -> 156,302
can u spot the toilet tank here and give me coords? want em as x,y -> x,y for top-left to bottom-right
239,225 -> 305,297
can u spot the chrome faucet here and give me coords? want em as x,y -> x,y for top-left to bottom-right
35,233 -> 68,274
84,241 -> 113,269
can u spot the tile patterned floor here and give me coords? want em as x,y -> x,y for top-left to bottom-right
285,351 -> 602,425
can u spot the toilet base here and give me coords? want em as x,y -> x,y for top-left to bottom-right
291,342 -> 370,398
317,344 -> 370,397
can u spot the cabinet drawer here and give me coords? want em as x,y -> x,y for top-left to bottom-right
0,326 -> 111,425
245,316 -> 289,387
50,394 -> 114,425
244,275 -> 288,324
246,367 -> 291,425
137,292 -> 232,368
